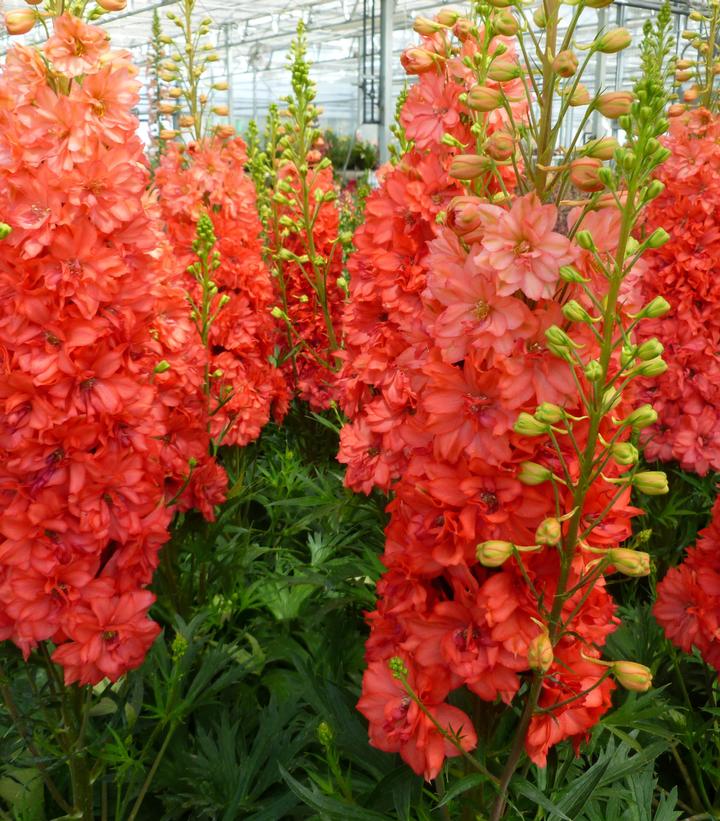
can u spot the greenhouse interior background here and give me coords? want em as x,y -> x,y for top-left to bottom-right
0,0 -> 695,158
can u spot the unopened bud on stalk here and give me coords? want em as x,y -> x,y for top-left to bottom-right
576,230 -> 596,250
486,131 -> 515,161
584,136 -> 618,159
596,91 -> 634,118
492,9 -> 519,36
97,0 -> 127,9
453,17 -> 473,40
636,338 -> 664,360
414,16 -> 442,34
594,27 -> 631,53
487,56 -> 521,81
585,360 -> 603,381
527,631 -> 554,672
0,223 -> 11,240
646,227 -> 670,248
635,357 -> 668,377
533,5 -> 546,27
545,325 -> 578,348
612,661 -> 652,692
675,69 -> 694,83
566,83 -> 591,106
552,50 -> 578,77
518,462 -> 553,485
570,157 -> 605,192
585,0 -> 614,7
684,85 -> 700,102
637,295 -> 671,319
211,105 -> 229,116
607,548 -> 651,577
488,0 -> 515,8
449,154 -> 492,180
514,412 -> 549,436
535,517 -> 562,546
476,540 -> 514,567
535,403 -> 564,424
632,471 -> 669,495
5,8 -> 35,34
610,442 -> 639,465
559,265 -> 588,283
645,180 -> 665,200
467,85 -> 504,111
622,404 -> 658,430
562,299 -> 594,323
400,47 -> 438,74
437,6 -> 461,25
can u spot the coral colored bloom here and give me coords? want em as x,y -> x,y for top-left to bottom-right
44,14 -> 109,77
479,193 -> 573,300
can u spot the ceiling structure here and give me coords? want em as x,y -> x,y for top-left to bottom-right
1,0 -> 696,145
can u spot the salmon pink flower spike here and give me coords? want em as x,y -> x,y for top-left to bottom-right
0,14 -> 225,684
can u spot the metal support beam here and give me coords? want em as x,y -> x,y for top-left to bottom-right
378,0 -> 394,163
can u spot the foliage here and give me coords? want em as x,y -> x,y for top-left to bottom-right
322,130 -> 378,173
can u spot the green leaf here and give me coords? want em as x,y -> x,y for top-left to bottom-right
434,773 -> 487,808
511,775 -> 572,820
279,764 -> 391,820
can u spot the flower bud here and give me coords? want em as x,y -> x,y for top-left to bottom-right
527,631 -> 554,672
536,517 -> 562,546
492,9 -> 519,36
596,91 -> 634,118
607,548 -> 650,577
467,85 -> 504,112
632,470 -> 669,495
570,157 -> 605,193
179,115 -> 195,128
668,103 -> 686,117
446,196 -> 488,241
585,360 -> 603,381
646,227 -> 670,248
518,462 -> 552,485
545,325 -> 575,348
612,661 -> 652,692
514,412 -> 549,436
639,296 -> 671,319
645,180 -> 665,201
675,69 -> 694,83
449,154 -> 492,180
453,17 -> 473,40
576,230 -> 596,250
476,540 -> 514,567
486,131 -> 515,161
562,299 -> 594,323
559,265 -> 588,283
610,442 -> 638,465
636,338 -> 664,360
552,50 -> 578,78
414,16 -> 442,34
488,0 -> 515,7
97,0 -> 127,9
211,105 -> 229,116
635,357 -> 668,377
623,404 -> 658,430
533,5 -> 546,27
0,223 -> 11,240
5,8 -> 36,34
437,6 -> 461,25
585,0 -> 614,7
400,48 -> 438,75
594,28 -> 631,54
584,136 -> 618,160
535,403 -> 564,424
487,57 -> 521,82
566,83 -> 591,106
